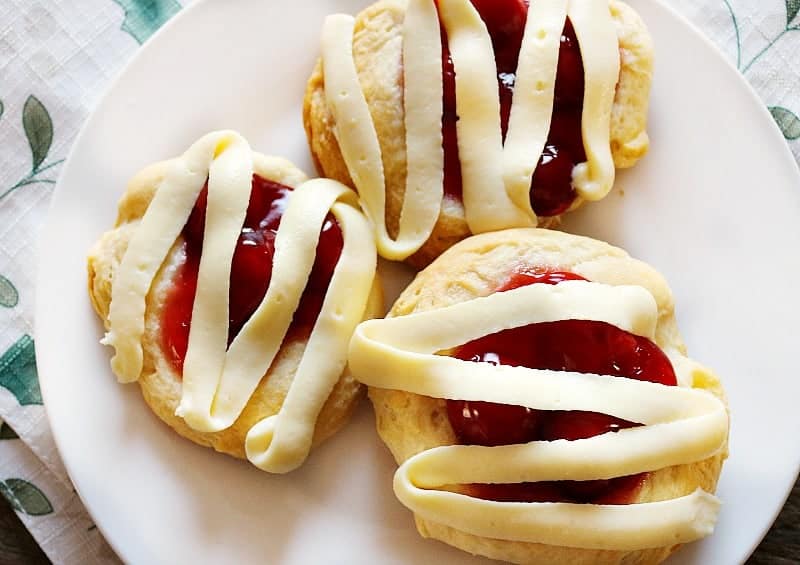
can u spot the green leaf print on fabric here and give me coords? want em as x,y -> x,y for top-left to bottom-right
113,0 -> 181,44
22,96 -> 53,172
0,275 -> 19,308
739,9 -> 800,73
0,335 -> 42,406
0,96 -> 64,203
787,0 -> 800,25
0,479 -> 53,516
0,422 -> 19,440
721,0 -> 742,68
770,106 -> 800,140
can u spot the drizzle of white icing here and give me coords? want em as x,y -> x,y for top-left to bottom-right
322,6 -> 443,260
569,0 -> 620,200
437,0 -> 534,233
503,0 -> 567,210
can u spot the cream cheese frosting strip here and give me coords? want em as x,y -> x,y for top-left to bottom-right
437,0 -> 536,233
401,0 -> 446,252
503,0 -> 567,210
104,131 -> 251,383
395,484 -> 719,550
569,0 -> 620,201
347,281 -> 728,549
321,10 -> 442,261
180,136 -> 253,408
244,181 -> 377,473
105,131 -> 377,473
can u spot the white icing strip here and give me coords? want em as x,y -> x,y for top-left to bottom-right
180,136 -> 254,417
668,349 -> 706,388
347,281 -> 728,549
400,416 -> 727,486
252,154 -> 309,189
104,131 -> 249,383
361,281 -> 658,351
352,347 -> 725,429
321,14 -> 440,260
503,0 -> 566,215
569,0 -> 620,201
245,182 -> 377,473
438,0 -> 535,233
400,0 -> 445,254
321,17 -> 387,244
394,483 -> 720,550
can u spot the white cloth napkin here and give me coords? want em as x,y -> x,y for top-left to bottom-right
0,0 -> 797,563
0,1 -> 186,562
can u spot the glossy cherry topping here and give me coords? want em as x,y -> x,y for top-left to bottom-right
161,175 -> 343,374
446,269 -> 677,504
437,0 -> 586,216
440,24 -> 463,200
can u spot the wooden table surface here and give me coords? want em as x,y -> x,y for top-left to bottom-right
1,479 -> 797,564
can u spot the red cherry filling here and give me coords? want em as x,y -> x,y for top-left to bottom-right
436,0 -> 586,217
161,175 -> 343,374
440,25 -> 463,200
446,269 -> 677,504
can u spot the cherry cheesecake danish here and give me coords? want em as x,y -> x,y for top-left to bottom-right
305,0 -> 653,265
348,228 -> 728,564
88,131 -> 382,473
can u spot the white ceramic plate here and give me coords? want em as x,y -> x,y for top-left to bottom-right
36,0 -> 800,563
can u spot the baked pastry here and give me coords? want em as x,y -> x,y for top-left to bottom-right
88,131 -> 382,473
305,0 -> 653,265
348,229 -> 728,564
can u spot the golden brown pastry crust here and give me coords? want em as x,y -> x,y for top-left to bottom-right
368,228 -> 727,565
88,160 -> 384,460
303,0 -> 654,267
